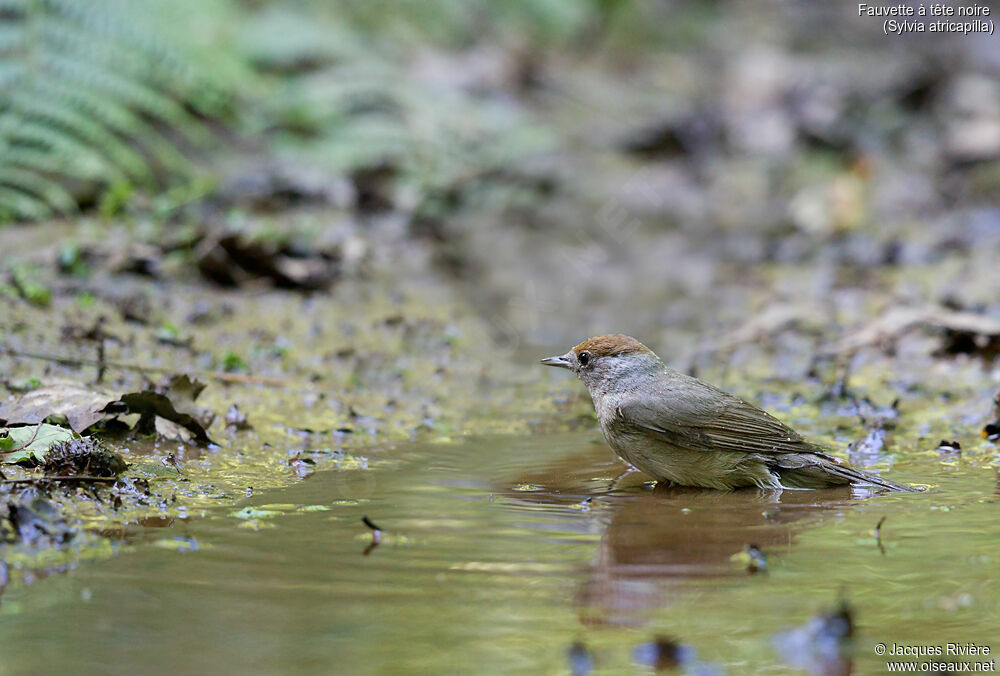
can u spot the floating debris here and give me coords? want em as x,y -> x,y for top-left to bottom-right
226,404 -> 253,431
287,452 -> 315,478
745,544 -> 767,573
634,636 -> 690,671
232,507 -> 282,520
731,543 -> 768,574
774,600 -> 854,676
633,636 -> 719,674
935,440 -> 961,454
568,641 -> 593,676
152,536 -> 199,553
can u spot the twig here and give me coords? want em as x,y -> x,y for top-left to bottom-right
3,475 -> 119,484
362,515 -> 382,556
608,464 -> 639,491
0,424 -> 41,455
96,340 -> 106,384
2,346 -> 290,387
875,516 -> 887,556
161,454 -> 184,475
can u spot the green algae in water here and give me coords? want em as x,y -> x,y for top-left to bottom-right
231,507 -> 283,520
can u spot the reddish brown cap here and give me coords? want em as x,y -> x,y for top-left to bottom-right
572,334 -> 652,358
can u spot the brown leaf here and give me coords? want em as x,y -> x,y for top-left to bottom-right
156,374 -> 214,430
109,390 -> 213,446
0,376 -> 216,445
830,306 -> 1000,355
0,381 -> 120,433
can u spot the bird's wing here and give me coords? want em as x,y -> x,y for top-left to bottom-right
617,372 -> 820,456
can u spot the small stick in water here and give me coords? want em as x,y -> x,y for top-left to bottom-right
362,515 -> 382,555
875,516 -> 887,556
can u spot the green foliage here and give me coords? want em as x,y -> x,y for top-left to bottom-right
0,0 -> 249,223
97,179 -> 135,219
57,242 -> 90,277
11,377 -> 44,392
317,0 -> 593,48
0,423 -> 77,464
249,7 -> 558,208
222,350 -> 247,373
10,263 -> 51,307
0,0 -> 686,224
156,323 -> 181,342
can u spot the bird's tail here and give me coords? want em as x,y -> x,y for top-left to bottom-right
775,452 -> 922,492
819,459 -> 921,492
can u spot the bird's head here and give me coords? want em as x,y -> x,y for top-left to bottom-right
540,334 -> 663,392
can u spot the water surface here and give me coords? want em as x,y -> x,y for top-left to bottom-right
0,432 -> 996,674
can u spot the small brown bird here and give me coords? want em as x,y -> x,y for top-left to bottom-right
541,334 -> 916,491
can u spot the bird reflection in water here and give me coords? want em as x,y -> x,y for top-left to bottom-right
501,442 -> 860,629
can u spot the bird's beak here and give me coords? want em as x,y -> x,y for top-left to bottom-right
539,352 -> 574,370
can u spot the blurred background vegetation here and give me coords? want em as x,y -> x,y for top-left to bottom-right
3,0 -> 999,357
0,0 -> 603,221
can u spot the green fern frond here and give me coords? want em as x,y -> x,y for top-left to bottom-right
0,0 -> 249,223
0,165 -> 77,212
0,185 -> 53,221
9,92 -> 150,180
2,146 -> 106,181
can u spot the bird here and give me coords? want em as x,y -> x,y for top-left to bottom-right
540,334 -> 917,492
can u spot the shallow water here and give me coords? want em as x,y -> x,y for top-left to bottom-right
0,431 -> 997,675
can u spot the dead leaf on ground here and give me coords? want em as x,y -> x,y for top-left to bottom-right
195,232 -> 341,290
0,381 -> 120,433
156,374 -> 215,430
689,303 -> 826,358
212,162 -> 355,212
109,374 -> 215,445
828,306 -> 1000,356
0,376 -> 215,445
152,417 -> 198,443
616,107 -> 722,159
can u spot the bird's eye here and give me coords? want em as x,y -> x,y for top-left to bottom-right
578,351 -> 591,366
